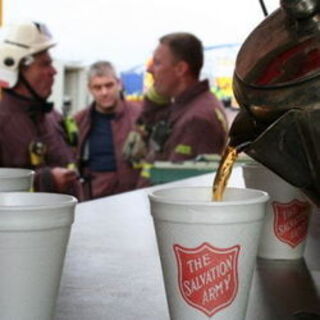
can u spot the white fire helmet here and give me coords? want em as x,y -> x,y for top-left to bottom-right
0,21 -> 56,88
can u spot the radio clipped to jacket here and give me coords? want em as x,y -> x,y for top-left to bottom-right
149,120 -> 172,152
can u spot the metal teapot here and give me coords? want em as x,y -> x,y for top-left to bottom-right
229,0 -> 320,205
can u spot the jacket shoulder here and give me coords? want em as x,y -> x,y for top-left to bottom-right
122,100 -> 142,119
196,90 -> 224,108
47,109 -> 63,122
184,91 -> 227,130
74,107 -> 91,123
0,102 -> 18,133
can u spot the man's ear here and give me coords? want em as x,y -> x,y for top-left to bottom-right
175,60 -> 189,77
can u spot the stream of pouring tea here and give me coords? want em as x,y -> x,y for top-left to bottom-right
212,145 -> 239,201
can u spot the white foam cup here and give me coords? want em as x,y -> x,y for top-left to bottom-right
0,192 -> 77,320
242,163 -> 312,260
0,168 -> 34,191
149,187 -> 269,320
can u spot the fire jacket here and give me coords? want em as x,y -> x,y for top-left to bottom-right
75,100 -> 141,200
137,80 -> 228,185
0,90 -> 80,195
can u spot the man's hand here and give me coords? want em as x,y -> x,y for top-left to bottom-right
51,167 -> 78,193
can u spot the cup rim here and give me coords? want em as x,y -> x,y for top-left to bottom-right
0,168 -> 34,178
0,192 -> 77,210
149,186 -> 269,206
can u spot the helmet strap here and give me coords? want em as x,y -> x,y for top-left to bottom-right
19,73 -> 53,113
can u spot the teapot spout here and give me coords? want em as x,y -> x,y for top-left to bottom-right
234,108 -> 320,206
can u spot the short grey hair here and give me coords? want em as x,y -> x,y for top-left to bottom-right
87,60 -> 118,82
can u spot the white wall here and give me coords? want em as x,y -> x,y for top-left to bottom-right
3,0 -> 280,72
49,60 -> 89,113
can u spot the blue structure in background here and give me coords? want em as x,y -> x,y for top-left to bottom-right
120,64 -> 144,95
120,72 -> 143,95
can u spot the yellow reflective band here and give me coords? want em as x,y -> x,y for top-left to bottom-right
140,162 -> 153,178
132,162 -> 144,169
213,108 -> 228,133
175,144 -> 192,155
145,86 -> 169,105
30,153 -> 44,166
67,163 -> 77,170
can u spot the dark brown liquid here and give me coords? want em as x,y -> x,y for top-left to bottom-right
212,145 -> 239,201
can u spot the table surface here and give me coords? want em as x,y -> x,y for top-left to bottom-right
55,167 -> 320,320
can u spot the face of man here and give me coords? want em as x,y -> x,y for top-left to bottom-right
21,51 -> 56,99
88,74 -> 121,114
147,43 -> 181,98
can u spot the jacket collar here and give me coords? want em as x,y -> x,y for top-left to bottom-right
1,90 -> 47,119
172,79 -> 210,106
89,99 -> 126,120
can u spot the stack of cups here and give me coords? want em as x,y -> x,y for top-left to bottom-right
242,162 -> 312,260
149,186 -> 269,320
0,168 -> 77,320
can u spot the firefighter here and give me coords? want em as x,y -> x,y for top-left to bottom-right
0,21 -> 81,196
123,32 -> 228,187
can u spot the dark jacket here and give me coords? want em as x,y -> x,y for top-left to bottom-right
0,90 -> 80,195
75,99 -> 141,200
137,80 -> 228,186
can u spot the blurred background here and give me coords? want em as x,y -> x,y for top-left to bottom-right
0,0 -> 280,113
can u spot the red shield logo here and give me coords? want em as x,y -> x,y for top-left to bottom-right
173,242 -> 240,317
273,199 -> 311,248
